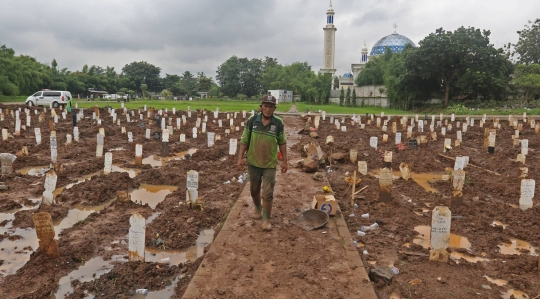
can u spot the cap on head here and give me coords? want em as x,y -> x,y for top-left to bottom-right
261,95 -> 277,105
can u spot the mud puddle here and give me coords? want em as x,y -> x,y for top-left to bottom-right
16,165 -> 51,176
141,148 -> 197,167
0,199 -> 115,276
411,225 -> 492,263
498,238 -> 537,256
145,229 -> 214,265
129,184 -> 178,209
54,198 -> 117,237
371,170 -> 448,193
51,255 -> 126,299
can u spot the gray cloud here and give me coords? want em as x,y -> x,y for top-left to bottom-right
0,0 -> 538,80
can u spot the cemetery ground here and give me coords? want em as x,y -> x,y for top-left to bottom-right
0,103 -> 538,299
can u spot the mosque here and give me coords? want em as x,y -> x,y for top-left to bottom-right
320,1 -> 417,106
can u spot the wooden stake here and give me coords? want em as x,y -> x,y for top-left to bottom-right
354,186 -> 369,195
351,171 -> 356,206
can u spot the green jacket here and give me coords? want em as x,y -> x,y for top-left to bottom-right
240,114 -> 286,168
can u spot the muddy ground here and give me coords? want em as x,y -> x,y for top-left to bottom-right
0,104 -> 246,298
0,104 -> 539,299
295,113 -> 539,299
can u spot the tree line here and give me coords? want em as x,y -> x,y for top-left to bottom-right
216,56 -> 332,103
0,46 -> 217,99
355,20 -> 540,109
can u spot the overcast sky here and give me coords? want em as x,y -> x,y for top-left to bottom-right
1,0 -> 538,80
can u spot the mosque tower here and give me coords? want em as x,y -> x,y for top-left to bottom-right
320,0 -> 336,74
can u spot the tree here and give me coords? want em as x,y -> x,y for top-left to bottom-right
356,48 -> 394,86
216,56 -> 265,98
345,87 -> 351,107
197,72 -> 212,91
512,19 -> 540,64
512,64 -> 540,103
339,87 -> 344,106
406,27 -> 512,108
351,88 -> 357,107
180,71 -> 198,97
140,83 -> 148,98
162,74 -> 180,90
121,61 -> 161,92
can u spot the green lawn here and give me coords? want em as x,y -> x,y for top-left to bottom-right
0,95 -> 26,102
293,102 -> 411,115
4,95 -> 539,116
74,99 -> 293,113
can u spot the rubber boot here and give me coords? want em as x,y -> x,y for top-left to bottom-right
261,199 -> 273,231
252,195 -> 262,220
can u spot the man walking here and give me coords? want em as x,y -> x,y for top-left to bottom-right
237,95 -> 288,231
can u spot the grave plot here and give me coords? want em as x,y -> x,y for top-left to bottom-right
294,113 -> 540,299
0,104 -> 247,298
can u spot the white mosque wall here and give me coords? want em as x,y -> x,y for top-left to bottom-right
329,85 -> 389,107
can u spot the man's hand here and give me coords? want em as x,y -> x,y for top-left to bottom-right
281,161 -> 288,173
237,158 -> 245,171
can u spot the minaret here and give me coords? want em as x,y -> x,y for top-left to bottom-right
361,41 -> 368,63
320,0 -> 336,74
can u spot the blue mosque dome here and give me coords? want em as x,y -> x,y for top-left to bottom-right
370,33 -> 416,56
343,72 -> 353,78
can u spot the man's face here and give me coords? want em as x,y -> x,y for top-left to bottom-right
260,103 -> 276,118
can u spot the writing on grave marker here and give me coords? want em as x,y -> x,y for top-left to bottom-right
186,170 -> 199,204
32,212 -> 60,258
429,206 -> 451,263
519,179 -> 535,211
128,213 -> 146,262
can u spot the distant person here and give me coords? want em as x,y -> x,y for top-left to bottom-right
237,95 -> 288,231
66,95 -> 73,113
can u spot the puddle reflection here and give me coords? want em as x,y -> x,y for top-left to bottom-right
129,184 -> 178,209
371,170 -> 447,193
501,289 -> 529,299
498,238 -> 537,256
413,226 -> 472,251
145,229 -> 214,265
16,165 -> 50,176
142,148 -> 198,167
52,255 -> 126,299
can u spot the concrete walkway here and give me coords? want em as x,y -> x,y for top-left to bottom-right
182,116 -> 377,299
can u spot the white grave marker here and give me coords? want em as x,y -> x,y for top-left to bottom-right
186,170 -> 199,204
42,170 -> 58,205
519,179 -> 535,211
128,213 -> 146,262
229,139 -> 238,155
521,139 -> 529,155
358,161 -> 368,175
35,128 -> 41,145
429,206 -> 451,262
104,152 -> 112,174
50,136 -> 58,163
369,137 -> 378,149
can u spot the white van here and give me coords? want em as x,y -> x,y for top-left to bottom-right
26,90 -> 72,108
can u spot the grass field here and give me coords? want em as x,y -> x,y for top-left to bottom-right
0,95 -> 26,102
3,95 -> 540,116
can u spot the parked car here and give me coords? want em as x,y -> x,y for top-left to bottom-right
26,90 -> 72,108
